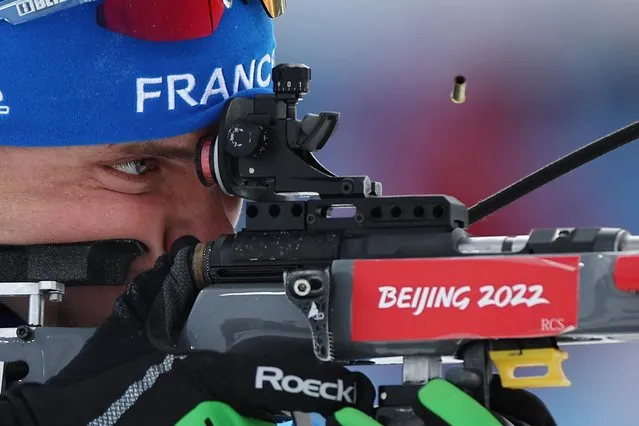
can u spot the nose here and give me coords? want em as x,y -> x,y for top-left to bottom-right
127,167 -> 240,280
162,176 -> 238,254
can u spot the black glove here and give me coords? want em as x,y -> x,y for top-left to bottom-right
0,237 -> 375,426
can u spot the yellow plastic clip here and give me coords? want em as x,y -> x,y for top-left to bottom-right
488,348 -> 571,389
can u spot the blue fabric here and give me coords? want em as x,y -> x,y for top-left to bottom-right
279,419 -> 324,426
0,0 -> 275,147
279,414 -> 326,425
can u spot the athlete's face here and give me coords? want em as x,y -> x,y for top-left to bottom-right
0,125 -> 241,326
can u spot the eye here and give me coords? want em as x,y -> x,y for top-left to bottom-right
110,160 -> 150,176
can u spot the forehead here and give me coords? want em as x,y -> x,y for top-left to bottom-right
107,137 -> 196,160
0,125 -> 219,169
104,124 -> 218,160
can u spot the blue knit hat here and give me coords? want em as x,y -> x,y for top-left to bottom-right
0,0 -> 276,147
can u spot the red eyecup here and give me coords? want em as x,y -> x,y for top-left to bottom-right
195,136 -> 216,187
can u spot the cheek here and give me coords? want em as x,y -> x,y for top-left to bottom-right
0,191 -> 165,246
76,196 -> 165,241
0,169 -> 239,282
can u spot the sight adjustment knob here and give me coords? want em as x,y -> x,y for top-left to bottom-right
273,64 -> 311,95
224,121 -> 269,158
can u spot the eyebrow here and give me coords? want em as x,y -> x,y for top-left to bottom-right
106,141 -> 198,161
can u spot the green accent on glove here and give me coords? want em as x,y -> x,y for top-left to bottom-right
175,401 -> 275,426
333,407 -> 383,425
417,379 -> 503,426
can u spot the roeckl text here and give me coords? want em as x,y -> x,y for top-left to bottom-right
378,284 -> 550,316
254,366 -> 356,404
